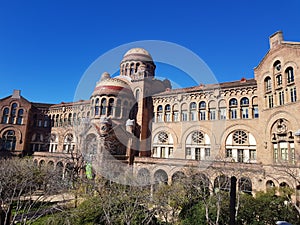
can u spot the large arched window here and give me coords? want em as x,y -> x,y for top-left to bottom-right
271,119 -> 295,164
185,130 -> 211,160
2,107 -> 9,124
2,130 -> 16,151
152,131 -> 174,158
225,130 -> 257,163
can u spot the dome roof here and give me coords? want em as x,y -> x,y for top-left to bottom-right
92,76 -> 133,97
122,48 -> 153,62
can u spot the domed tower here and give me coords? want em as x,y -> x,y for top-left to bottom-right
118,48 -> 170,157
90,72 -> 135,125
120,48 -> 156,80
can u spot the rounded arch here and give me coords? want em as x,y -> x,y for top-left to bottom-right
214,175 -> 230,192
171,171 -> 186,183
137,168 -> 151,186
152,126 -> 178,146
154,169 -> 168,185
238,177 -> 252,194
266,180 -> 276,189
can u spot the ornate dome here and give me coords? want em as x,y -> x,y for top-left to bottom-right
92,74 -> 133,97
122,48 -> 153,62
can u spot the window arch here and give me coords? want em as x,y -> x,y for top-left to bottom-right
240,97 -> 249,105
2,107 -> 9,124
157,105 -> 163,122
1,130 -> 16,151
100,98 -> 107,116
130,63 -> 135,75
63,133 -> 75,153
286,67 -> 294,83
199,101 -> 206,120
152,131 -> 174,158
10,103 -> 17,124
264,76 -> 272,92
185,131 -> 211,160
229,98 -> 238,106
273,60 -> 281,73
165,104 -> 171,122
225,130 -> 257,163
190,102 -> 197,121
95,98 -> 100,116
49,133 -> 58,152
107,98 -> 114,116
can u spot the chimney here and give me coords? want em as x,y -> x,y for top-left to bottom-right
12,89 -> 21,99
269,31 -> 283,49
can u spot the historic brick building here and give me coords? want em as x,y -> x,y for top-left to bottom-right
1,31 -> 300,199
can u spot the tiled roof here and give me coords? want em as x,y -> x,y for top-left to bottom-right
154,78 -> 257,96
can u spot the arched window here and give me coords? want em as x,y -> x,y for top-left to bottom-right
286,67 -> 294,83
185,131 -> 211,160
95,98 -> 100,116
49,134 -> 58,153
240,97 -> 249,105
181,103 -> 188,121
229,98 -> 238,119
264,77 -> 272,92
10,103 -> 17,124
199,101 -> 206,120
2,130 -> 16,151
130,63 -> 135,75
276,74 -> 282,86
100,98 -> 107,116
190,102 -> 197,121
165,104 -> 171,122
2,107 -> 9,124
229,98 -> 238,106
68,113 -> 72,125
63,133 -> 75,153
152,131 -> 174,158
107,98 -> 114,116
135,89 -> 140,101
225,130 -> 257,163
241,97 -> 249,119
157,105 -> 163,122
273,60 -> 281,73
135,63 -> 140,73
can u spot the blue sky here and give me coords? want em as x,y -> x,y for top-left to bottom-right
1,0 -> 300,103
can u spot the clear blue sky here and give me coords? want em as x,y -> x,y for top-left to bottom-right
1,0 -> 300,103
